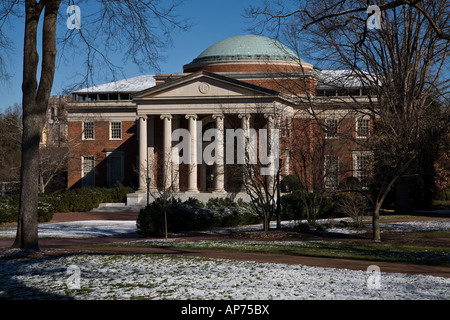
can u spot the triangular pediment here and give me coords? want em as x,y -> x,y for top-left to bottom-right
133,71 -> 279,100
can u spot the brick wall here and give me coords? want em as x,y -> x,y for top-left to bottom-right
289,116 -> 372,189
184,62 -> 312,73
67,120 -> 138,188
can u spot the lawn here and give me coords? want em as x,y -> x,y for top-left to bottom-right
99,217 -> 450,266
108,238 -> 450,267
0,214 -> 448,300
1,250 -> 448,300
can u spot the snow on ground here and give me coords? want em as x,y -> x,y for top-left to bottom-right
0,220 -> 138,239
377,220 -> 450,232
0,251 -> 448,300
0,218 -> 449,239
0,217 -> 448,300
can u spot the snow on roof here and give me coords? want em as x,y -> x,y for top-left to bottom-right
317,69 -> 376,89
74,75 -> 156,94
72,70 -> 376,94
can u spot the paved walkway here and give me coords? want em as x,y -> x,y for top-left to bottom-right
1,211 -> 449,278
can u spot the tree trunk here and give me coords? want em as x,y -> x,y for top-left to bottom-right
164,206 -> 168,239
395,176 -> 411,214
263,214 -> 269,232
372,202 -> 382,242
39,170 -> 45,194
13,0 -> 60,249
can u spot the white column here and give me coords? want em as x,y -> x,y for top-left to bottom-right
264,113 -> 275,191
185,114 -> 199,192
212,114 -> 225,192
160,114 -> 172,190
138,116 -> 147,191
147,116 -> 156,190
172,116 -> 180,192
238,113 -> 251,189
284,147 -> 290,176
239,113 -> 251,148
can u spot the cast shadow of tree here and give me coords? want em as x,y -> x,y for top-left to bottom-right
0,250 -> 79,300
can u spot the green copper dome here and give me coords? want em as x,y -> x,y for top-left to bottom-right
192,35 -> 299,63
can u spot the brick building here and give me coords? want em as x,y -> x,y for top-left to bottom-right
66,35 -> 374,205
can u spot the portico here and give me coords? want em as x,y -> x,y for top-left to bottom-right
128,71 -> 294,205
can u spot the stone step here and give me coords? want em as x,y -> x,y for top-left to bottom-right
91,202 -> 144,212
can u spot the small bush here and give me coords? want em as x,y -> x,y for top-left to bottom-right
0,195 -> 54,224
281,191 -> 305,220
334,192 -> 370,227
296,222 -> 310,233
205,197 -> 259,227
137,197 -> 214,237
440,188 -> 450,201
0,196 -> 18,224
136,198 -> 166,236
315,224 -> 328,232
169,198 -> 215,232
136,197 -> 260,237
334,220 -> 348,228
281,190 -> 335,222
281,175 -> 305,193
38,199 -> 55,222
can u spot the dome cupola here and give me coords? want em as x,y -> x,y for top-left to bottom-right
183,35 -> 311,74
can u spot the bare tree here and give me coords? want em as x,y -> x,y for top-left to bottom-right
238,111 -> 283,232
288,112 -> 350,226
146,144 -> 189,238
0,0 -> 189,249
335,191 -> 370,227
0,104 -> 22,190
246,0 -> 450,240
245,0 -> 450,41
434,131 -> 450,197
38,96 -> 70,193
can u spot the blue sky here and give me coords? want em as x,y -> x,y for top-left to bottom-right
0,0 -> 265,111
1,1 -> 447,112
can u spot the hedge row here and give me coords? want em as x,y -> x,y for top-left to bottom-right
440,188 -> 450,201
137,197 -> 260,236
0,183 -> 135,224
0,196 -> 54,224
41,183 -> 134,213
136,190 -> 372,236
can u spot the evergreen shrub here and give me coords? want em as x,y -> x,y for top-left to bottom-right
136,197 -> 259,237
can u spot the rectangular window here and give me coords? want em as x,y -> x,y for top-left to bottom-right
356,118 -> 370,138
325,119 -> 338,138
119,93 -> 132,100
82,156 -> 95,188
109,94 -> 118,101
316,90 -> 325,97
83,122 -> 94,140
353,153 -> 371,189
324,155 -> 339,189
110,121 -> 122,140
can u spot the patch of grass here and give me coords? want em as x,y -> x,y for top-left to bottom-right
431,200 -> 450,210
405,230 -> 450,239
379,215 -> 419,220
111,239 -> 450,267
